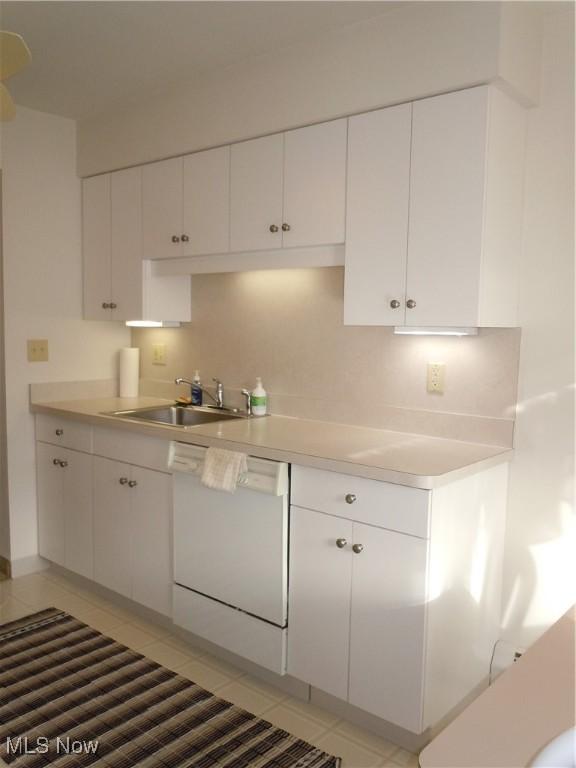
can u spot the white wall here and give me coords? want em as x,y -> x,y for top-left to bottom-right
501,4 -> 575,649
0,177 -> 9,563
77,1 -> 542,176
0,107 -> 129,569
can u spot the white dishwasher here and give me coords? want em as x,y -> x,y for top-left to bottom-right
169,442 -> 289,674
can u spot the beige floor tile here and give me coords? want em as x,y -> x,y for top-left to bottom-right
160,633 -> 208,658
72,607 -> 126,633
262,704 -> 330,743
388,747 -> 420,767
177,658 -> 235,692
314,731 -> 383,767
197,651 -> 247,680
0,597 -> 34,624
104,622 -> 158,650
334,721 -> 398,757
216,679 -> 282,715
282,697 -> 341,728
237,673 -> 290,703
140,640 -> 194,671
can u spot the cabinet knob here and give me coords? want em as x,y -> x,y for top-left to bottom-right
345,493 -> 357,505
269,224 -> 279,233
128,480 -> 138,488
335,538 -> 347,549
282,223 -> 291,232
102,302 -> 111,309
119,477 -> 129,485
352,543 -> 364,554
59,460 -> 68,468
390,300 -> 400,309
53,458 -> 61,466
55,429 -> 64,436
181,234 -> 189,242
172,235 -> 180,243
109,302 -> 117,309
406,299 -> 416,309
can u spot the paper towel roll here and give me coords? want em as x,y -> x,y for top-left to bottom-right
119,347 -> 140,398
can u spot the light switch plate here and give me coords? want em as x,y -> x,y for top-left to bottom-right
427,362 -> 445,394
152,343 -> 167,365
27,339 -> 49,362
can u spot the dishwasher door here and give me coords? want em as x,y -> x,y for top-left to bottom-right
173,470 -> 288,627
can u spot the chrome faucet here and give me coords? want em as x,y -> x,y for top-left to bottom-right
175,377 -> 224,408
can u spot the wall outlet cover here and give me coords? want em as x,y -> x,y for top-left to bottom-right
427,362 -> 445,394
152,343 -> 167,365
27,339 -> 49,362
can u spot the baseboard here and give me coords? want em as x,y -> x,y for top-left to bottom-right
0,554 -> 10,578
10,554 -> 50,579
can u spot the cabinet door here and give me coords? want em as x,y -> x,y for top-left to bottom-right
93,457 -> 132,599
287,507 -> 353,700
348,522 -> 428,732
142,158 -> 184,260
110,167 -> 143,321
406,87 -> 488,327
183,147 -> 230,256
36,442 -> 65,566
283,119 -> 347,248
130,467 -> 172,616
82,175 -> 112,320
344,105 -> 412,325
62,448 -> 93,580
230,134 -> 284,252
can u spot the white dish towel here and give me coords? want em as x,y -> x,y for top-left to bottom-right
201,447 -> 248,493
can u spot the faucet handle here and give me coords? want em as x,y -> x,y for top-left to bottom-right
241,389 -> 252,416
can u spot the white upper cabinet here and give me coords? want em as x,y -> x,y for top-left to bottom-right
282,119 -> 347,248
82,174 -> 112,321
230,134 -> 284,252
142,158 -> 184,260
344,105 -> 412,325
110,166 -> 143,320
344,85 -> 526,328
183,146 -> 230,256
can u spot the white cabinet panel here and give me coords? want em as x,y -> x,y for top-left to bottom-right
93,456 -> 132,599
131,466 -> 172,616
37,443 -> 66,566
348,522 -> 428,732
110,167 -> 143,321
36,414 -> 93,453
82,175 -> 111,320
283,119 -> 347,248
183,146 -> 230,256
142,157 -> 184,260
230,134 -> 284,252
406,87 -> 488,327
63,448 -> 93,580
287,507 -> 353,700
344,105 -> 412,325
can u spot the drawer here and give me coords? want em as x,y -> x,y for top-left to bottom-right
93,426 -> 171,473
291,465 -> 430,538
36,414 -> 93,453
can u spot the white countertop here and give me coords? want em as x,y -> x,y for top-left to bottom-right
31,396 -> 512,489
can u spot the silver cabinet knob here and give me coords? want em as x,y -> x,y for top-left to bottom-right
60,460 -> 68,468
336,538 -> 347,549
53,458 -> 61,466
269,224 -> 279,233
109,302 -> 117,309
406,299 -> 416,309
390,300 -> 400,309
171,235 -> 180,243
102,302 -> 111,309
181,234 -> 189,242
128,480 -> 138,488
119,477 -> 129,485
55,429 -> 64,436
282,223 -> 291,232
352,543 -> 364,554
345,493 -> 357,505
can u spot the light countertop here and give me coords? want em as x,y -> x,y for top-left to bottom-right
31,396 -> 512,489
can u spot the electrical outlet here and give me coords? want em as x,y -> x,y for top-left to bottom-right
152,343 -> 167,365
427,362 -> 445,394
27,339 -> 49,362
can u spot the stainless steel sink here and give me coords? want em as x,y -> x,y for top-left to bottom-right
104,404 -> 246,428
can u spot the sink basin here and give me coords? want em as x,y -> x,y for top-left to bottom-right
105,405 -> 246,428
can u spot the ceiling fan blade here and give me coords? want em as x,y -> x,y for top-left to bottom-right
0,82 -> 16,121
0,31 -> 32,80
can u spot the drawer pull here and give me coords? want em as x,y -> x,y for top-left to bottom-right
345,493 -> 357,505
55,428 -> 64,436
352,543 -> 364,554
335,538 -> 347,549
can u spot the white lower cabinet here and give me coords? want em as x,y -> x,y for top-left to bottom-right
93,456 -> 172,616
37,442 -> 93,579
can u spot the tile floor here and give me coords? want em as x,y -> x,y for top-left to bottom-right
0,569 -> 420,768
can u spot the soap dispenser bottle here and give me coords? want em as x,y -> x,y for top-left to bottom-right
191,370 -> 203,406
250,378 -> 267,416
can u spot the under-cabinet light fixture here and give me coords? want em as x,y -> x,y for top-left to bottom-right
125,321 -> 181,328
394,327 -> 478,336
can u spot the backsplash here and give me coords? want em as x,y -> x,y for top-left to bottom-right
132,267 -> 521,446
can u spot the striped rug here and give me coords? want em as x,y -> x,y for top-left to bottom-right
0,608 -> 340,767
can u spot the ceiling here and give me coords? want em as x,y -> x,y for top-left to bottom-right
1,1 -> 401,121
